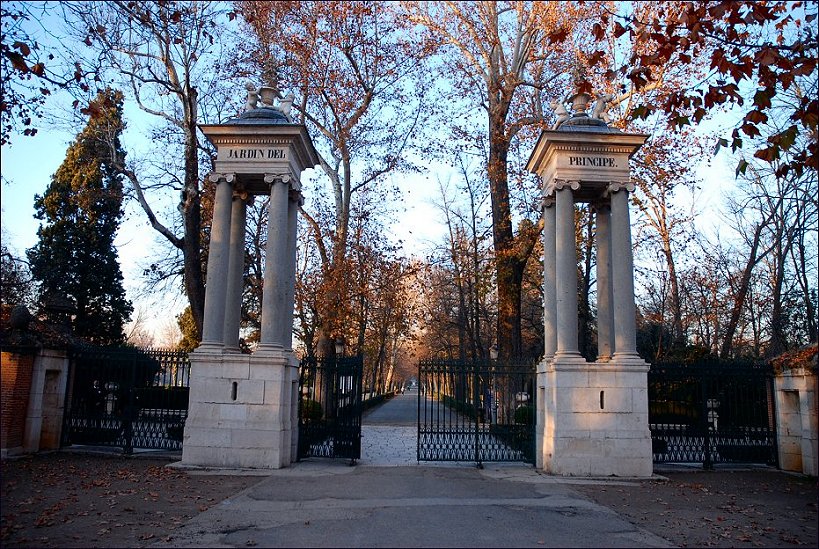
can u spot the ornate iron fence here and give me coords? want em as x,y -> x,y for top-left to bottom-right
62,346 -> 190,453
648,359 -> 777,468
417,359 -> 536,465
298,355 -> 364,463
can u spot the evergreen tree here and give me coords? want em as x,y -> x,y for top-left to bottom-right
176,306 -> 199,352
27,88 -> 133,345
1,241 -> 33,310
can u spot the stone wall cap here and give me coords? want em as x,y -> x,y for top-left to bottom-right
557,120 -> 624,134
225,107 -> 297,125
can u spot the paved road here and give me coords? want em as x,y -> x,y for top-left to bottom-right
153,391 -> 672,547
363,390 -> 418,426
155,463 -> 671,548
361,391 -> 418,466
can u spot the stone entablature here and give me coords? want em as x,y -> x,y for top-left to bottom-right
527,131 -> 647,203
200,125 -> 317,195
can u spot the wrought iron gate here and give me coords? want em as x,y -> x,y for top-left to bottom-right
649,360 -> 777,467
62,346 -> 190,453
417,359 -> 536,465
297,355 -> 364,462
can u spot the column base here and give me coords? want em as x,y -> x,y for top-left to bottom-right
553,350 -> 586,362
180,348 -> 297,470
193,342 -> 225,354
538,359 -> 652,477
612,351 -> 648,366
254,343 -> 285,356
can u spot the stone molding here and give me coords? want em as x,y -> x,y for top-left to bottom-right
549,144 -> 637,154
206,137 -> 297,145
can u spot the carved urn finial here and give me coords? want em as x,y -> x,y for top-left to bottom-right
567,91 -> 592,116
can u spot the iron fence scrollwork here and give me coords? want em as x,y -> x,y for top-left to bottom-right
648,359 -> 777,468
62,346 -> 191,453
417,358 -> 536,466
298,355 -> 364,463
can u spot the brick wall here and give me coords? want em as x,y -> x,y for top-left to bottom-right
1,351 -> 35,450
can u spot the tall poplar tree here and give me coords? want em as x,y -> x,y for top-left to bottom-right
27,88 -> 133,345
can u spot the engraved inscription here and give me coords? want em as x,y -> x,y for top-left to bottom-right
224,148 -> 287,160
568,156 -> 616,167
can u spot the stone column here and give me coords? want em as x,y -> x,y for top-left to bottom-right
609,182 -> 640,359
554,181 -> 581,358
281,190 -> 301,350
200,173 -> 234,349
543,195 -> 557,360
595,203 -> 614,361
259,174 -> 291,350
223,191 -> 249,351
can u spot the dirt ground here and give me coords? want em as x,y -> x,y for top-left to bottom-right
0,452 -> 260,548
574,467 -> 817,548
1,452 -> 817,548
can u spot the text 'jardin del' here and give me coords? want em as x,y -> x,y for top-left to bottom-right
225,147 -> 287,160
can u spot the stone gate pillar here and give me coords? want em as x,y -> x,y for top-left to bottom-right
526,90 -> 652,477
179,84 -> 319,470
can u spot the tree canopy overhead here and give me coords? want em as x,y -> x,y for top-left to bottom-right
587,1 -> 817,178
238,0 -> 433,354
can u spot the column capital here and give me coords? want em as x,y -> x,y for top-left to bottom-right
264,173 -> 291,185
207,172 -> 235,184
554,179 -> 581,191
232,189 -> 250,201
538,195 -> 556,211
606,181 -> 635,194
289,189 -> 305,206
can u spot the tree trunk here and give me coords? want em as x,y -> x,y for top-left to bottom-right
767,229 -> 794,358
488,112 -> 523,360
720,222 -> 767,359
181,87 -> 205,339
661,238 -> 684,349
792,233 -> 818,343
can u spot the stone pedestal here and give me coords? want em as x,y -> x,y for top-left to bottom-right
540,358 -> 652,477
181,348 -> 298,469
24,349 -> 69,453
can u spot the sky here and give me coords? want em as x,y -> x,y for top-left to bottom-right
0,107 -> 450,345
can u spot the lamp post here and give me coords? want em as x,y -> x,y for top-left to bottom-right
334,337 -> 346,358
489,345 -> 499,424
